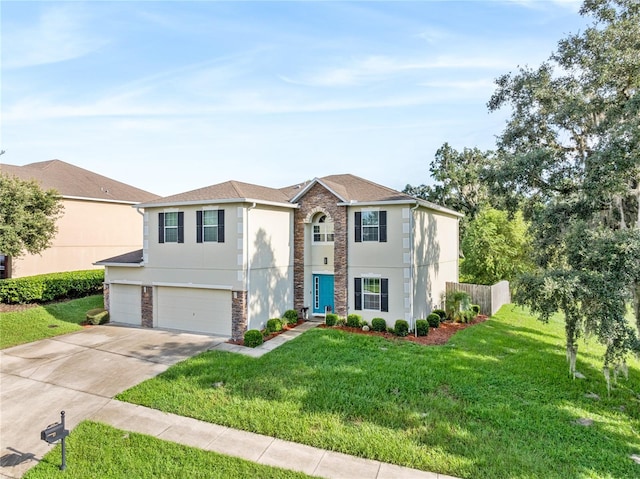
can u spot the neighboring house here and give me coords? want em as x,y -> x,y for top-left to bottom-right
0,160 -> 159,278
97,174 -> 462,339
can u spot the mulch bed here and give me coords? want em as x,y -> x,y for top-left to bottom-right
229,316 -> 489,347
319,315 -> 489,346
0,302 -> 40,313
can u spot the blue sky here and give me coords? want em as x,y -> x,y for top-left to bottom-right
2,1 -> 587,197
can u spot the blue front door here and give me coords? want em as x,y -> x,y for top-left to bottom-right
313,274 -> 334,315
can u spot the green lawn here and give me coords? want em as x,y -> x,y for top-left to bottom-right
24,421 -> 318,479
0,295 -> 104,349
118,306 -> 640,479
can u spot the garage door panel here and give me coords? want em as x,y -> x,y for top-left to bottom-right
157,287 -> 231,336
110,284 -> 141,325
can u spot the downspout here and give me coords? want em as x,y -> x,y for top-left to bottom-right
245,202 -> 257,330
410,201 -> 420,333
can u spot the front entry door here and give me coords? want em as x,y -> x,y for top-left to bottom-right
312,274 -> 334,315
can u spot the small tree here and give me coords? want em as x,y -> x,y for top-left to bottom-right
461,207 -> 534,285
0,174 -> 63,258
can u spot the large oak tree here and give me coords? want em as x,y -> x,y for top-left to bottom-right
489,0 -> 640,386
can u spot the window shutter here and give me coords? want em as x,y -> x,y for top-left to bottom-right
218,209 -> 225,243
177,212 -> 184,243
196,211 -> 203,243
354,212 -> 362,242
379,210 -> 387,242
381,278 -> 389,312
158,213 -> 165,243
354,277 -> 362,310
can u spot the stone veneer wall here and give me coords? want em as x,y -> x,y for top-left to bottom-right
232,290 -> 248,340
103,283 -> 110,311
293,183 -> 348,317
141,286 -> 153,328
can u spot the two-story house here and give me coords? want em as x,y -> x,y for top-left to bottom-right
97,174 -> 462,339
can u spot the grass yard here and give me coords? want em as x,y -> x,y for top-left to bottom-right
118,306 -> 640,479
0,295 -> 103,349
23,421 -> 318,479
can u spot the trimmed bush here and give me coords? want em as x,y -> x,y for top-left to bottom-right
371,317 -> 387,332
325,313 -> 338,326
244,329 -> 263,348
266,318 -> 283,334
86,308 -> 109,325
427,313 -> 441,328
415,319 -> 429,337
346,314 -> 362,328
471,304 -> 481,315
0,270 -> 104,304
394,319 -> 409,337
282,309 -> 299,326
336,316 -> 346,326
432,309 -> 447,321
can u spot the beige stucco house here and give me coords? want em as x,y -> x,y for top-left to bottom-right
0,160 -> 159,278
97,175 -> 462,339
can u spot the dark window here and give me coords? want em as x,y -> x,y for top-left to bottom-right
159,212 -> 183,243
197,209 -> 225,243
355,210 -> 387,242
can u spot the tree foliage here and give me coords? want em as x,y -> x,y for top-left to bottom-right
488,0 -> 640,385
460,207 -> 534,285
404,142 -> 495,225
0,174 -> 63,258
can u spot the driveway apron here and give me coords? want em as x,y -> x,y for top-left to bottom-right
0,325 -> 226,478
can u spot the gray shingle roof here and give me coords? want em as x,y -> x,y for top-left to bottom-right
0,160 -> 160,203
138,180 -> 293,207
95,249 -> 143,265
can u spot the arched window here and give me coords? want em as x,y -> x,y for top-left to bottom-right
312,214 -> 334,243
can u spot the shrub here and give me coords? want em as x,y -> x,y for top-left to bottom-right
336,316 -> 346,326
394,319 -> 409,337
471,304 -> 481,315
266,318 -> 283,333
325,313 -> 338,326
445,290 -> 471,321
346,314 -> 362,328
432,309 -> 447,321
371,317 -> 387,332
86,308 -> 109,325
282,309 -> 299,326
244,329 -> 263,348
415,319 -> 429,337
0,270 -> 104,304
427,313 -> 441,328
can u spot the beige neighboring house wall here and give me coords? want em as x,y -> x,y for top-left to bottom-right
1,160 -> 159,278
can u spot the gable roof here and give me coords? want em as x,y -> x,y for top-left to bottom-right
0,160 -> 159,204
284,174 -> 414,203
137,180 -> 295,208
135,173 -> 461,217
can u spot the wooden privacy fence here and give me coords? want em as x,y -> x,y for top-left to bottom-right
445,280 -> 511,316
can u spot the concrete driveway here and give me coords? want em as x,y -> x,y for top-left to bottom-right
0,325 -> 227,478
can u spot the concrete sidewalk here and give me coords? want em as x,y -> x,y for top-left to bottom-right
1,321 -> 460,479
90,399 -> 458,479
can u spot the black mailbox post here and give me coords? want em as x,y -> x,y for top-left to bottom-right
41,411 -> 69,470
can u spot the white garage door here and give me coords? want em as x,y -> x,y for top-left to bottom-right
110,284 -> 141,326
157,287 -> 231,336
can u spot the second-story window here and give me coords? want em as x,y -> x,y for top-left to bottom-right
197,209 -> 225,243
355,210 -> 387,242
158,211 -> 184,243
313,215 -> 334,243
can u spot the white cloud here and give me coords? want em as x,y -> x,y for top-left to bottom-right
279,54 -> 514,88
3,5 -> 108,69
